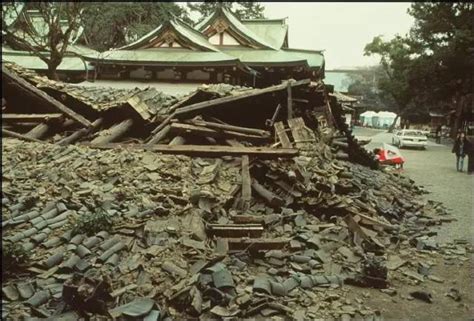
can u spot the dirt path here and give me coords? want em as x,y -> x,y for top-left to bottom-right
350,128 -> 473,320
354,128 -> 473,244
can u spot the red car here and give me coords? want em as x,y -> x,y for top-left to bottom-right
374,143 -> 405,168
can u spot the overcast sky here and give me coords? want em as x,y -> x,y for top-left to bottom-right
263,2 -> 414,69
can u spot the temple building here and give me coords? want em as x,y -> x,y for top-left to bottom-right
3,6 -> 325,87
87,7 -> 324,87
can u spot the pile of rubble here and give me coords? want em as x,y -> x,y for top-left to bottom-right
1,62 -> 465,320
2,133 -> 458,320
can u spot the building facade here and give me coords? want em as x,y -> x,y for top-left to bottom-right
3,6 -> 325,87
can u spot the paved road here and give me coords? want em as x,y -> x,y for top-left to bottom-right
353,127 -> 474,244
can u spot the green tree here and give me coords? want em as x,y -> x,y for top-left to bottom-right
407,3 -> 474,133
364,35 -> 415,131
346,65 -> 397,112
188,1 -> 265,21
2,2 -> 84,80
81,3 -> 192,51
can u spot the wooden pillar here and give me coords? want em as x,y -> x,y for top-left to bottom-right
169,136 -> 186,146
146,125 -> 171,145
2,129 -> 43,142
90,119 -> 134,145
287,81 -> 293,120
240,155 -> 251,212
24,122 -> 50,139
57,118 -> 103,145
251,179 -> 284,208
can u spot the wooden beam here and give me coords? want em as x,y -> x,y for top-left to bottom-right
170,122 -> 270,142
57,118 -> 103,145
274,122 -> 292,148
1,113 -> 64,122
251,179 -> 285,208
2,128 -> 43,142
24,122 -> 50,139
2,66 -> 92,128
174,79 -> 310,117
207,224 -> 264,238
90,119 -> 134,145
287,81 -> 293,119
240,155 -> 252,211
146,125 -> 171,145
150,112 -> 175,134
169,136 -> 186,146
187,119 -> 270,137
84,143 -> 299,159
265,103 -> 282,128
293,98 -> 309,104
230,215 -> 266,224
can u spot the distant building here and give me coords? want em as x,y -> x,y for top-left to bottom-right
3,6 -> 325,87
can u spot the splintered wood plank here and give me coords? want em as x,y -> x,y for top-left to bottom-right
240,155 -> 251,211
85,143 -> 299,159
207,224 -> 264,238
2,66 -> 92,128
287,117 -> 315,149
274,122 -> 292,148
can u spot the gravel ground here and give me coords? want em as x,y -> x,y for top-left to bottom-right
349,127 -> 473,320
354,127 -> 474,244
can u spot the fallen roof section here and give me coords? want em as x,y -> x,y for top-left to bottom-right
174,79 -> 311,118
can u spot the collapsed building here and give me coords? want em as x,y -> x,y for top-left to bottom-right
1,63 -> 465,320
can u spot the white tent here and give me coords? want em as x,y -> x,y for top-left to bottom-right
376,111 -> 399,128
359,111 -> 377,126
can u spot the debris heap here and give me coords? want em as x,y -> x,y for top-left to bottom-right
1,62 -> 461,320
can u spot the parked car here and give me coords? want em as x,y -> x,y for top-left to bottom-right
392,129 -> 427,149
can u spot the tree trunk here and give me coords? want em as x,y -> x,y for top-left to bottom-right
47,63 -> 60,81
387,114 -> 400,133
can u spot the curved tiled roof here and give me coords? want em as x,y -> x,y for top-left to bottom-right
195,7 -> 279,50
118,18 -> 219,52
241,19 -> 288,49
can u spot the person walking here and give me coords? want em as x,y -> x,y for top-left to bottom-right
435,125 -> 442,144
467,136 -> 474,174
452,132 -> 470,172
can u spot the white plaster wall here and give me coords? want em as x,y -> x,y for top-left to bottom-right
222,32 -> 239,45
156,69 -> 176,80
209,33 -> 220,45
187,70 -> 210,81
130,67 -> 151,79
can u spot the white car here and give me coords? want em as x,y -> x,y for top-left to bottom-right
392,129 -> 427,149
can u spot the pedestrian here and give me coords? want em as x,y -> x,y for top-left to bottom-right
435,125 -> 442,144
467,136 -> 474,175
452,132 -> 470,172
